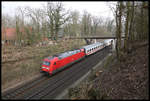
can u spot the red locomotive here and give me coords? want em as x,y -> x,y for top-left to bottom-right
41,48 -> 85,75
41,39 -> 113,75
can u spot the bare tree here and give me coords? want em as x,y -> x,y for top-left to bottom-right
91,16 -> 102,35
70,10 -> 80,36
129,1 -> 135,42
81,10 -> 92,36
124,2 -> 130,52
104,17 -> 115,33
53,2 -> 70,40
15,14 -> 23,46
115,2 -> 123,60
64,10 -> 80,37
2,14 -> 8,41
46,2 -> 55,39
16,7 -> 26,27
46,2 -> 70,40
25,6 -> 44,43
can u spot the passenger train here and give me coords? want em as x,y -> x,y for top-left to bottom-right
41,39 -> 113,75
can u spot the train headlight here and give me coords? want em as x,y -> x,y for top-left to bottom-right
43,67 -> 49,70
42,67 -> 46,69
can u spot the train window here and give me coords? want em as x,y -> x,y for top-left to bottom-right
43,61 -> 50,66
58,57 -> 62,59
72,51 -> 76,55
54,62 -> 56,65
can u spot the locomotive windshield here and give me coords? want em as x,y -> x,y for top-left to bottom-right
43,61 -> 50,66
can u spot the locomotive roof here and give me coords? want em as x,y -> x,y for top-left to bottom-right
54,49 -> 81,59
46,56 -> 56,60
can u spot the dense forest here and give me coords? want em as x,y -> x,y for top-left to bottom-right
114,1 -> 148,61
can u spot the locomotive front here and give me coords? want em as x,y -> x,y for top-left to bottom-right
41,56 -> 58,75
41,59 -> 51,73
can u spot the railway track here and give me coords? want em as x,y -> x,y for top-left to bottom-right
42,46 -> 111,99
2,73 -> 48,99
2,46 -> 111,99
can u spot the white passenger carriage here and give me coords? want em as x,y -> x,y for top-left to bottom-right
82,42 -> 104,55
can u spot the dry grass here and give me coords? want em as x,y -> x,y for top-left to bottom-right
2,39 -> 86,91
2,39 -> 84,63
68,80 -> 108,100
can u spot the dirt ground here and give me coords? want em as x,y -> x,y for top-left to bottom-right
95,41 -> 149,99
69,40 -> 149,100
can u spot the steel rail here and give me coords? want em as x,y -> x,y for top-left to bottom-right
2,73 -> 48,99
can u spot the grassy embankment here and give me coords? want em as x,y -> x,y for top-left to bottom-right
2,39 -> 86,91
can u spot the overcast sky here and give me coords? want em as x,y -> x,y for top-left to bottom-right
2,1 -> 116,20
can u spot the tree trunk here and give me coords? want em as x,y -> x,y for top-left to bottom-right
129,1 -> 135,42
124,2 -> 130,53
118,2 -> 123,60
